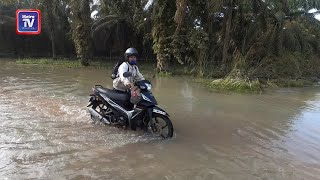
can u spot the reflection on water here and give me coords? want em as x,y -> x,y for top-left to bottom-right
282,93 -> 320,164
180,81 -> 194,112
0,61 -> 320,179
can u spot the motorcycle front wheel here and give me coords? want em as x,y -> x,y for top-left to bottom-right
148,113 -> 174,139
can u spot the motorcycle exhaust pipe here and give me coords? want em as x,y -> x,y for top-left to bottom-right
88,108 -> 110,125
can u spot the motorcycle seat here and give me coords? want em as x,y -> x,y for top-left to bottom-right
96,87 -> 130,102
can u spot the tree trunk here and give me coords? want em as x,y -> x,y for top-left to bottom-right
281,0 -> 290,15
222,0 -> 234,70
152,0 -> 176,72
174,0 -> 187,34
156,53 -> 168,72
50,31 -> 56,59
43,0 -> 56,59
71,0 -> 91,66
275,25 -> 283,55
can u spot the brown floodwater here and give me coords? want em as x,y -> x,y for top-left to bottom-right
0,61 -> 320,179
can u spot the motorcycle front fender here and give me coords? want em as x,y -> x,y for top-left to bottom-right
152,106 -> 170,117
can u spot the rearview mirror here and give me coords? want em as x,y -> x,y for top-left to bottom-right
123,72 -> 133,77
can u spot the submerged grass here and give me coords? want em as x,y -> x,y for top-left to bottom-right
16,58 -> 83,68
14,58 -> 158,78
193,77 -> 317,93
207,77 -> 262,93
15,58 -> 156,69
266,79 -> 315,88
12,57 -> 319,93
157,71 -> 173,77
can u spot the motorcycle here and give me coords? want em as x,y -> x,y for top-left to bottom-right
87,72 -> 174,139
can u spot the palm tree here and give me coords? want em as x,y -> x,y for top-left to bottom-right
151,0 -> 176,72
70,0 -> 92,66
91,0 -> 151,59
41,0 -> 59,59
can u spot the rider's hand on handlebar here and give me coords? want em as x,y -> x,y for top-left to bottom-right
126,83 -> 133,88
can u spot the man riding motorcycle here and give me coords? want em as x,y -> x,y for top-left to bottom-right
112,47 -> 145,106
113,47 -> 145,91
87,47 -> 174,138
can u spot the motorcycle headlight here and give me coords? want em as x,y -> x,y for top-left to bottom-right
145,83 -> 152,90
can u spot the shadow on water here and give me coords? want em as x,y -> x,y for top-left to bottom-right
0,61 -> 320,179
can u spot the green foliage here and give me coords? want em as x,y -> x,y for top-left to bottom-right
1,0 -> 320,92
248,51 -> 320,80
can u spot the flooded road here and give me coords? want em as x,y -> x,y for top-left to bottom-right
1,61 -> 320,179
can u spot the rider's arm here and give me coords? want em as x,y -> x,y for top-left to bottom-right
134,66 -> 145,81
118,62 -> 131,86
